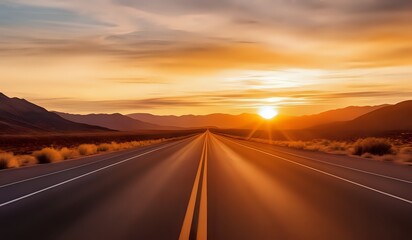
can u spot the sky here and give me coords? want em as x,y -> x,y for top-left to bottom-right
1,0 -> 411,116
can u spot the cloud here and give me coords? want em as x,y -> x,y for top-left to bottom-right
101,77 -> 167,84
2,0 -> 412,73
2,0 -> 412,115
31,87 -> 412,116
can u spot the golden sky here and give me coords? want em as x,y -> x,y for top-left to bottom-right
1,0 -> 412,115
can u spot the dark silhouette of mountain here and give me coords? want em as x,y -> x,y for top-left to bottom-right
127,113 -> 260,129
56,112 -> 181,131
0,93 -> 109,134
274,104 -> 389,129
128,105 -> 387,130
313,100 -> 412,132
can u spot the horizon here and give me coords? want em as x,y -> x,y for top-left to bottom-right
1,91 -> 409,118
2,1 -> 412,116
45,99 -> 412,117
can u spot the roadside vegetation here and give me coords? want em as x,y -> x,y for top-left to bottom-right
0,138 -> 168,170
226,135 -> 412,165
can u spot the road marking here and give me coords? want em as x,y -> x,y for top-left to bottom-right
179,132 -> 208,240
218,135 -> 412,184
0,136 -> 196,189
197,134 -> 208,240
0,139 -> 188,208
273,149 -> 412,184
222,136 -> 412,205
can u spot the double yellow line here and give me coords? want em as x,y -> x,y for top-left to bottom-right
179,132 -> 209,240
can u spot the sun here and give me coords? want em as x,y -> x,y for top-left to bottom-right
258,106 -> 278,119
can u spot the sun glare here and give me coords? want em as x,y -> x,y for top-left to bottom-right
258,106 -> 278,119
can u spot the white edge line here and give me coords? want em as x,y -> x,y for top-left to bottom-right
221,136 -> 412,205
278,150 -> 412,184
0,140 -> 185,208
0,136 -> 194,189
220,135 -> 412,184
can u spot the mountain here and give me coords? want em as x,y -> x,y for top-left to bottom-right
128,105 -> 387,130
127,113 -> 260,129
0,93 -> 109,134
274,104 -> 388,130
313,100 -> 412,132
56,112 -> 181,131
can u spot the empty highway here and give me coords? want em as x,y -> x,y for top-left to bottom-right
0,131 -> 411,239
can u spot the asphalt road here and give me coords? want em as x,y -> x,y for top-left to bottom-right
0,131 -> 411,239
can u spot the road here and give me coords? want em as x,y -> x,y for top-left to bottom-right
0,131 -> 411,239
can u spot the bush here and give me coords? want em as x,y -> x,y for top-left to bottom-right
60,147 -> 79,159
78,144 -> 98,155
397,147 -> 412,163
33,148 -> 63,163
287,141 -> 306,149
352,138 -> 393,156
97,143 -> 113,152
327,141 -> 348,152
399,146 -> 412,155
0,152 -> 20,169
16,155 -> 37,166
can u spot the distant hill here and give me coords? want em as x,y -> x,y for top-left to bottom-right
0,93 -> 109,134
56,112 -> 181,131
274,104 -> 388,130
128,105 -> 387,130
313,100 -> 412,132
127,113 -> 260,129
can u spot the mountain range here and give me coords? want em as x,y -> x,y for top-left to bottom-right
313,100 -> 412,132
1,92 -> 411,138
127,105 -> 387,130
55,112 -> 181,131
0,93 -> 109,134
272,105 -> 388,130
127,113 -> 260,129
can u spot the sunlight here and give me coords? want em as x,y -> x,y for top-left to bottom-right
258,106 -> 278,120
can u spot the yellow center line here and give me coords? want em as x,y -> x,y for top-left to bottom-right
179,132 -> 208,240
197,132 -> 208,240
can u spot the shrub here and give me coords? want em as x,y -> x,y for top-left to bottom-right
0,152 -> 20,169
78,144 -> 98,155
16,155 -> 37,166
352,138 -> 393,156
319,139 -> 331,146
397,147 -> 412,163
287,141 -> 305,149
305,143 -> 325,151
327,141 -> 348,152
33,148 -> 63,163
97,143 -> 113,152
60,147 -> 79,159
400,146 -> 412,155
110,142 -> 121,151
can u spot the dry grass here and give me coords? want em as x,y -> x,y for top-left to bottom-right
16,155 -> 37,166
78,144 -> 98,156
33,148 -> 64,164
395,146 -> 412,164
97,143 -> 113,152
0,138 -> 172,170
0,152 -> 20,169
236,136 -> 412,165
352,138 -> 393,156
60,147 -> 80,160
